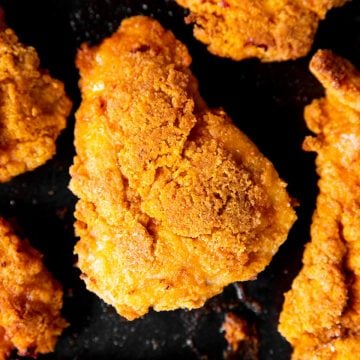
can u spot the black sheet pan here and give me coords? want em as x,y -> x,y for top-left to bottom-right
0,1 -> 359,359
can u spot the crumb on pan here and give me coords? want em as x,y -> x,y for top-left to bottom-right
222,312 -> 248,352
0,20 -> 71,182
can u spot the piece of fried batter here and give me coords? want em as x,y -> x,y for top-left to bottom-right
223,313 -> 248,352
175,0 -> 349,62
0,19 -> 71,182
0,217 -> 67,359
279,50 -> 360,359
70,16 -> 296,320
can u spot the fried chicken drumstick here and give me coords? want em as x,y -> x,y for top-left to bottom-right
0,218 -> 67,359
175,0 -> 349,62
0,14 -> 71,182
70,16 -> 296,320
279,50 -> 360,359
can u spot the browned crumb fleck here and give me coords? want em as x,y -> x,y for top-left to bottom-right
56,207 -> 68,220
222,312 -> 259,360
223,313 -> 248,352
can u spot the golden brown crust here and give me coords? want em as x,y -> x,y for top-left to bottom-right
0,217 -> 67,357
70,16 -> 296,320
0,27 -> 71,182
175,0 -> 349,62
0,327 -> 12,360
279,50 -> 360,359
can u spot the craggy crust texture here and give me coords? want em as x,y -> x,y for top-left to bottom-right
175,0 -> 349,62
0,218 -> 67,359
279,50 -> 360,359
0,26 -> 71,182
70,16 -> 296,320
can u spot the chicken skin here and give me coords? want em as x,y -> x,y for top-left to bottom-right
175,0 -> 349,62
0,217 -> 67,359
279,50 -> 360,359
70,16 -> 296,320
0,19 -> 71,182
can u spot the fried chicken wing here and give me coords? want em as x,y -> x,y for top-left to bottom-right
279,50 -> 360,359
0,217 -> 67,359
175,0 -> 349,62
0,20 -> 71,182
70,16 -> 296,320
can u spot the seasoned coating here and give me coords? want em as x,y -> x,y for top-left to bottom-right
175,0 -> 349,62
70,16 -> 296,320
279,50 -> 360,359
0,24 -> 71,182
0,217 -> 67,359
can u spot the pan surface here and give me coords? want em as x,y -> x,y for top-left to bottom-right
0,1 -> 359,359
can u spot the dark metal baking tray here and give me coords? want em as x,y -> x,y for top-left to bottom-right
0,0 -> 359,359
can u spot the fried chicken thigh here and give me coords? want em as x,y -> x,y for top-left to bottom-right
0,218 -> 67,359
175,0 -> 349,62
0,20 -> 71,182
279,50 -> 360,359
70,16 -> 296,320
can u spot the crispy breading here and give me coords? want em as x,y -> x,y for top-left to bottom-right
175,0 -> 349,62
0,25 -> 71,182
70,16 -> 296,320
0,217 -> 67,359
279,50 -> 360,359
0,328 -> 12,360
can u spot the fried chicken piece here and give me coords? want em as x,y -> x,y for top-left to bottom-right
279,50 -> 360,359
70,16 -> 296,320
0,19 -> 71,183
0,217 -> 67,359
175,0 -> 349,62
